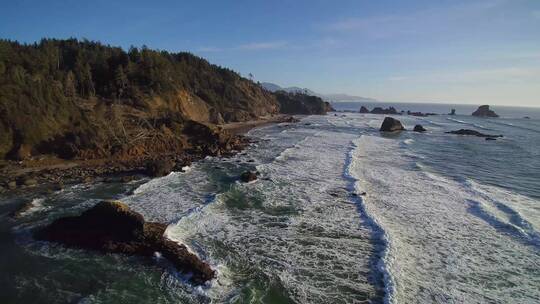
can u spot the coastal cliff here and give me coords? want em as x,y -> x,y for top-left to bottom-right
0,39 -> 328,162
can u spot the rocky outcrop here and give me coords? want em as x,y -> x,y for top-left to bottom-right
280,116 -> 300,123
472,105 -> 499,117
445,129 -> 503,138
275,91 -> 331,115
380,117 -> 405,132
372,107 -> 398,115
359,106 -> 370,113
36,201 -> 215,284
145,158 -> 175,177
413,125 -> 426,132
407,110 -> 437,117
240,171 -> 258,182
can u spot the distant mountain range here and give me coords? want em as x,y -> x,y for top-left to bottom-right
260,82 -> 378,103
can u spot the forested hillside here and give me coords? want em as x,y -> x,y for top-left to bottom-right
0,39 -> 329,160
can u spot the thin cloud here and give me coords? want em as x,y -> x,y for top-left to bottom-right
235,41 -> 288,51
197,41 -> 288,52
325,0 -> 510,37
197,46 -> 223,52
392,67 -> 540,84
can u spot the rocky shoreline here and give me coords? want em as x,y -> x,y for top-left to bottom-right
0,115 -> 295,195
2,114 -> 300,286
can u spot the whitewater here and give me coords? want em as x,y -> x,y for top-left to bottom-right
3,110 -> 540,303
124,112 -> 540,303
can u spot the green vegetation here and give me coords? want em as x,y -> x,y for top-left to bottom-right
0,38 -> 329,160
273,91 -> 332,115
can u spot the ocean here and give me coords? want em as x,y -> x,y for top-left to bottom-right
1,103 -> 539,303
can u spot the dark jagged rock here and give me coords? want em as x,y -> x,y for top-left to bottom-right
371,107 -> 398,115
359,106 -> 370,113
380,117 -> 405,132
145,158 -> 175,177
446,129 -> 503,138
407,111 -> 437,117
280,116 -> 300,123
36,201 -> 215,284
240,171 -> 258,182
413,125 -> 427,132
472,105 -> 499,117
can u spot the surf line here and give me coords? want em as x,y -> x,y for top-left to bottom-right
342,135 -> 396,304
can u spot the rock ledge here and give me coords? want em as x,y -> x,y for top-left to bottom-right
36,200 -> 215,284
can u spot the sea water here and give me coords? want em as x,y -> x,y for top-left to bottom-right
1,104 -> 539,303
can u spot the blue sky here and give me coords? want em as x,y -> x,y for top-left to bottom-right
1,0 -> 539,106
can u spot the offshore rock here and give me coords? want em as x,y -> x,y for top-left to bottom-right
380,117 -> 405,132
36,200 -> 215,284
413,125 -> 427,132
472,105 -> 499,118
359,106 -> 370,113
446,129 -> 503,138
371,107 -> 398,115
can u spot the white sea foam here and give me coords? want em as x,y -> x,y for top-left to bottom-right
446,117 -> 491,130
350,135 -> 540,303
162,120 -> 380,303
15,198 -> 48,217
403,139 -> 414,145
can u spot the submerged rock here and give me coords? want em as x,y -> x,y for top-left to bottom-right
380,117 -> 405,132
413,125 -> 427,132
240,171 -> 258,182
472,105 -> 499,118
446,129 -> 503,138
36,200 -> 215,284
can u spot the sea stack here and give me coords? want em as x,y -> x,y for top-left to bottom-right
472,105 -> 499,118
380,117 -> 405,132
359,106 -> 370,113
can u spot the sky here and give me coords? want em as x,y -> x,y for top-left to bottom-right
1,0 -> 539,106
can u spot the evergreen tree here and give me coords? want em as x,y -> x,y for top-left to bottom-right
114,65 -> 128,97
64,70 -> 76,97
